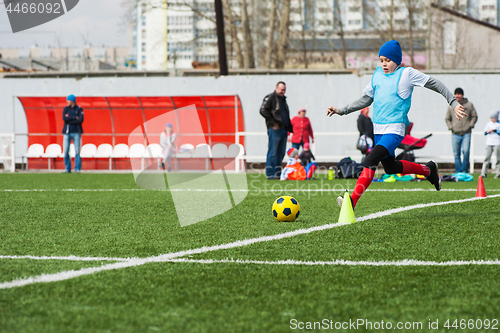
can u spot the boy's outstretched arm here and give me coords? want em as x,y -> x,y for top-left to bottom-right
327,95 -> 373,117
424,77 -> 466,120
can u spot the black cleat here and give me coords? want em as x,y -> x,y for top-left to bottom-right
426,160 -> 441,191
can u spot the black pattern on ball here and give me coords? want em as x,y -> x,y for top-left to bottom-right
290,198 -> 298,205
283,208 -> 292,216
277,197 -> 284,204
295,211 -> 300,219
273,210 -> 278,218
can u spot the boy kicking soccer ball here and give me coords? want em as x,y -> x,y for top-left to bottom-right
327,40 -> 466,211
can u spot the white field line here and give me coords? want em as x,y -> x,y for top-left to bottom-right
1,194 -> 499,290
0,222 -> 351,289
164,258 -> 500,266
355,195 -> 500,222
0,189 -> 147,192
1,188 -> 499,192
0,255 -> 129,261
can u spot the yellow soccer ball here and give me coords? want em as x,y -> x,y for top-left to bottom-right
272,196 -> 300,222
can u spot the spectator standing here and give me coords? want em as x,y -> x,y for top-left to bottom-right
260,81 -> 293,179
62,94 -> 84,173
160,123 -> 176,172
289,108 -> 314,150
357,107 -> 374,160
445,87 -> 478,173
357,107 -> 374,142
480,110 -> 500,178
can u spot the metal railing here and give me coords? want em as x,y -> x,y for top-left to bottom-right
237,130 -> 487,173
0,133 -> 16,172
13,130 -> 491,174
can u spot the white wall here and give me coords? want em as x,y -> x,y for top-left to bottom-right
0,73 -> 497,164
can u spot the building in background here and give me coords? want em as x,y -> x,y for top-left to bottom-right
136,0 -> 218,71
3,0 -> 499,73
429,2 -> 500,69
478,0 -> 500,25
0,46 -> 134,72
132,0 -> 500,71
286,0 -> 500,70
334,0 -> 499,32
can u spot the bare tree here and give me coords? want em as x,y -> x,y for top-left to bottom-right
222,0 -> 244,68
241,0 -> 255,68
298,0 -> 308,68
388,0 -> 395,40
424,2 -> 433,69
79,31 -> 91,71
333,0 -> 347,69
264,0 -> 277,68
428,6 -> 484,70
362,0 -> 429,68
363,0 -> 396,43
275,0 -> 291,68
307,0 -> 345,69
404,0 -> 418,67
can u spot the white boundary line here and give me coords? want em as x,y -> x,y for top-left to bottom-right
4,256 -> 499,267
1,194 -> 499,290
0,189 -> 147,192
0,255 -> 129,262
164,258 -> 500,266
1,188 -> 499,192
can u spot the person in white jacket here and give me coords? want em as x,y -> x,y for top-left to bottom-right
481,110 -> 500,178
160,123 -> 176,171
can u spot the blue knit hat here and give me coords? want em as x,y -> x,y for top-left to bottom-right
379,40 -> 402,65
165,123 -> 173,128
67,94 -> 76,102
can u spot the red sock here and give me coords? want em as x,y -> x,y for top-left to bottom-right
351,167 -> 375,207
400,160 -> 430,177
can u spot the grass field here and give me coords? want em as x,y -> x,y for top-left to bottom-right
1,172 -> 500,332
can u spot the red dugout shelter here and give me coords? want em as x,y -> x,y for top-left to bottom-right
19,95 -> 244,170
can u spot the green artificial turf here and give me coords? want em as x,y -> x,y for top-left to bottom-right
0,259 -> 117,283
1,172 -> 500,332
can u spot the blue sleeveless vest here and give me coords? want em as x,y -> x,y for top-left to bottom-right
371,66 -> 412,125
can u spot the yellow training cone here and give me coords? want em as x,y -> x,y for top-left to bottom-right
338,191 -> 356,224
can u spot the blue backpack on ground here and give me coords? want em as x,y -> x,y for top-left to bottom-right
336,157 -> 364,179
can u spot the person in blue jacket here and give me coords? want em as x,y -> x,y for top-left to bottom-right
327,40 -> 466,211
62,94 -> 84,173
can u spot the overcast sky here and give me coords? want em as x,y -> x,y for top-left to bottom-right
0,0 -> 132,49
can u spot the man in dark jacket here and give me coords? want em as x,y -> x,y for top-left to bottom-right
260,81 -> 293,179
62,94 -> 84,173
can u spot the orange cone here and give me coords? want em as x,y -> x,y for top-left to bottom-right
476,176 -> 487,198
